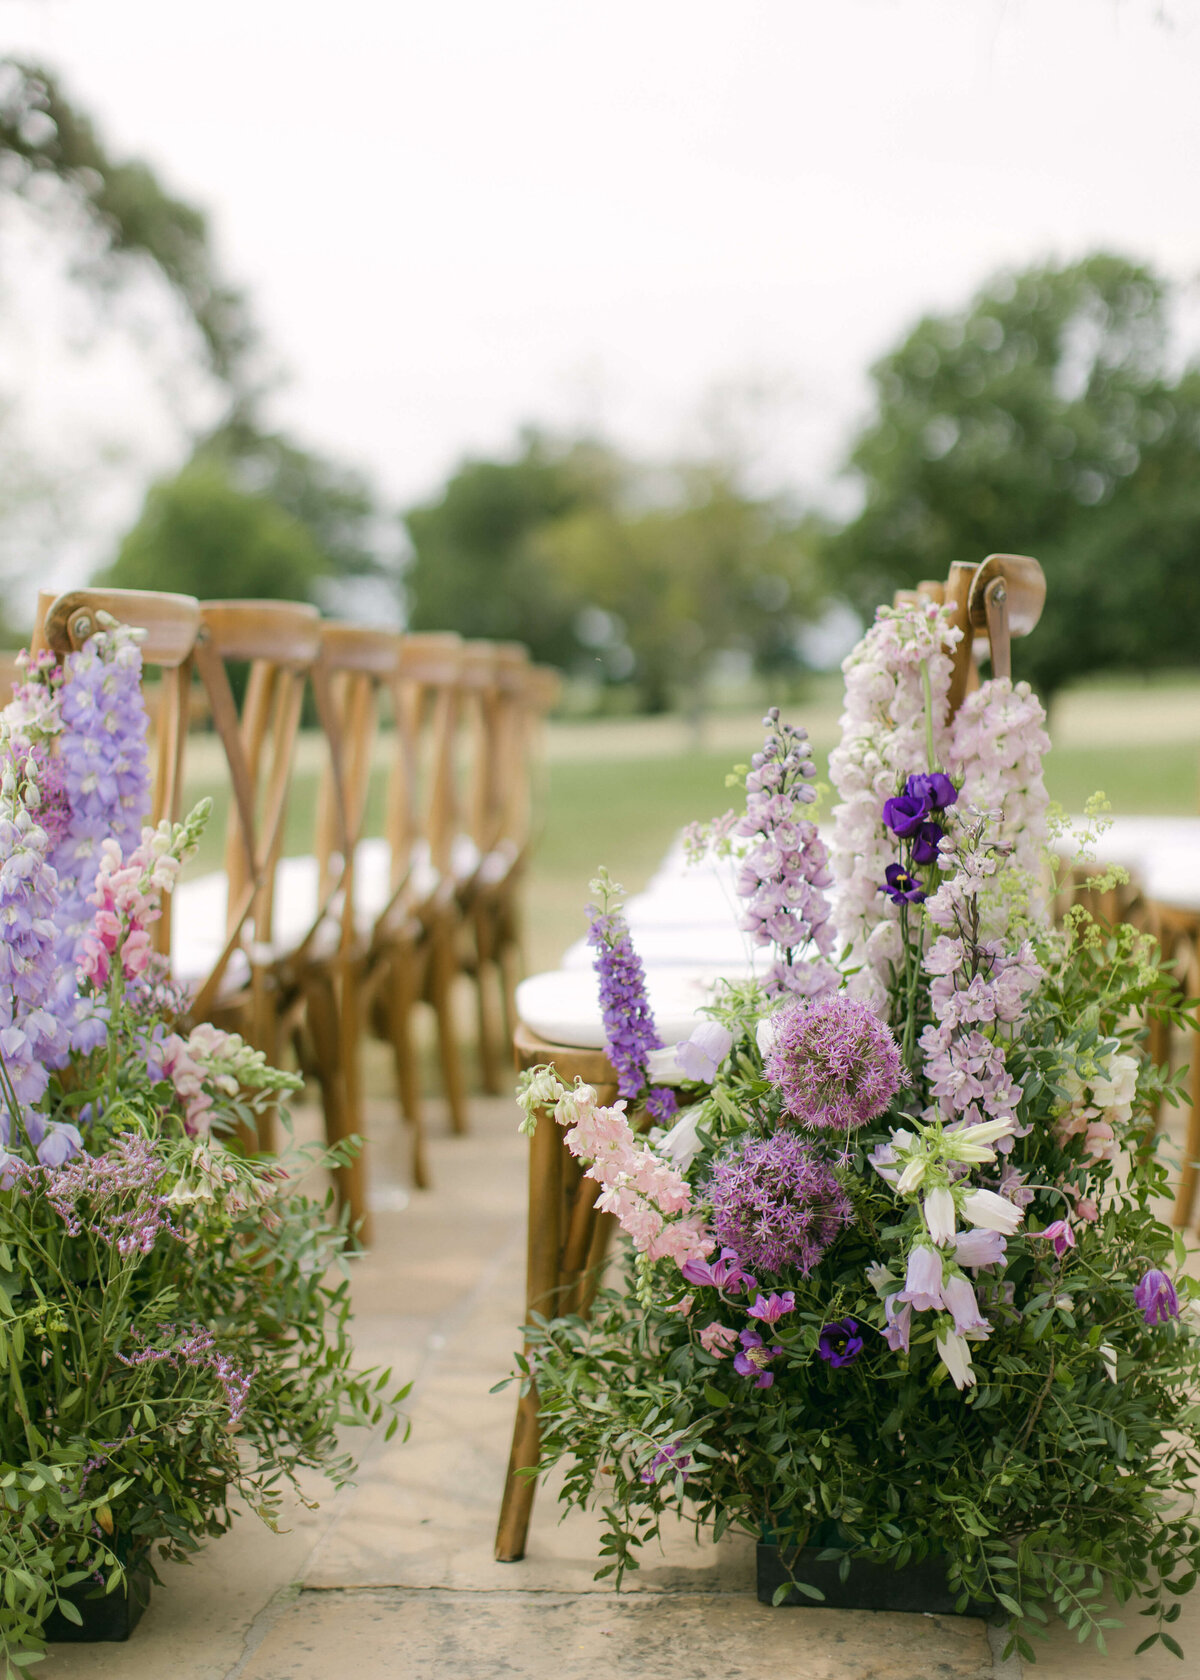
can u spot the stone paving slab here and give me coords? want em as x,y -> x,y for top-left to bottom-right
240,1587 -> 998,1680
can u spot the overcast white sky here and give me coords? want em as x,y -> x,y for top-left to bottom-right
0,0 -> 1197,589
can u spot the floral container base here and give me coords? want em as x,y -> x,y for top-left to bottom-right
40,1565 -> 152,1644
756,1534 -> 990,1618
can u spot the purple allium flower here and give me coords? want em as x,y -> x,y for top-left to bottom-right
882,793 -> 928,838
882,863 -> 925,904
764,991 -> 908,1131
639,1438 -> 691,1483
747,1290 -> 795,1325
587,891 -> 677,1120
681,1246 -> 757,1294
817,1318 -> 864,1367
1134,1268 -> 1179,1326
910,821 -> 945,866
734,1327 -> 782,1388
706,1132 -> 853,1275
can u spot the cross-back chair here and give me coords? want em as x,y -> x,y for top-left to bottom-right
495,552 -> 1049,1564
31,586 -> 203,956
360,632 -> 471,1190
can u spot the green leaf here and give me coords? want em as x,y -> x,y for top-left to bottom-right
1162,1633 -> 1185,1659
703,1384 -> 730,1409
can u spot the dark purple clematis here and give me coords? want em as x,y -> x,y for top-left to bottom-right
639,1439 -> 691,1483
681,1246 -> 757,1295
906,772 -> 957,811
882,863 -> 925,904
734,1328 -> 782,1388
747,1291 -> 796,1325
1134,1268 -> 1179,1326
817,1318 -> 865,1368
881,793 -> 928,838
910,820 -> 945,866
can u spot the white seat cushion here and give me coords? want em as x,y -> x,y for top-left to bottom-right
516,963 -> 760,1052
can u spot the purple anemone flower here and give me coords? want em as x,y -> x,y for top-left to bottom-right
906,772 -> 958,811
1134,1268 -> 1179,1326
882,863 -> 925,904
817,1318 -> 864,1368
747,1291 -> 795,1325
734,1328 -> 782,1388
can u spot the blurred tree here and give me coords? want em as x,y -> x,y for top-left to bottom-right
537,464 -> 825,712
101,459 -> 331,603
0,60 -> 255,386
403,430 -> 616,664
100,419 -> 401,608
828,253 -> 1200,699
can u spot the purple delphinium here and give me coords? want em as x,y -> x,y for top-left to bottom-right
1134,1268 -> 1179,1326
735,708 -> 839,1002
586,879 -> 677,1122
764,991 -> 908,1132
734,1327 -> 782,1388
817,1318 -> 864,1367
706,1132 -> 853,1275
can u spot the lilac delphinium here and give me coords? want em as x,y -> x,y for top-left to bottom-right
0,742 -> 72,1154
764,991 -> 908,1132
586,869 -> 677,1124
817,1318 -> 864,1367
735,708 -> 839,1002
1134,1268 -> 1179,1326
706,1131 -> 853,1276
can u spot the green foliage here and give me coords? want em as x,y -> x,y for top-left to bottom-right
0,60 -> 254,386
522,877 -> 1200,1659
101,459 -> 334,605
830,252 -> 1200,697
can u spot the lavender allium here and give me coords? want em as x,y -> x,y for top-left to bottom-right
706,1131 -> 853,1276
735,708 -> 839,1002
587,870 -> 677,1120
764,992 -> 907,1132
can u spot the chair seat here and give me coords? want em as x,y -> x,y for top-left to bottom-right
172,856 -> 339,990
515,963 -> 760,1052
560,920 -> 763,972
1057,815 -> 1200,913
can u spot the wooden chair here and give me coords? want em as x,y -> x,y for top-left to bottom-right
31,587 -> 203,956
495,553 -> 1050,1562
495,1025 -> 620,1563
361,633 -> 472,1188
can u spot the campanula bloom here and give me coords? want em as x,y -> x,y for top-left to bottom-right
1134,1269 -> 1179,1326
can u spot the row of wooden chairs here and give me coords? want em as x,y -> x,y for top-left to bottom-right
13,588 -> 558,1244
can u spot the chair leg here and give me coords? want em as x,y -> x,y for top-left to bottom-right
430,915 -> 469,1135
306,967 -> 371,1245
473,902 -> 503,1096
385,945 -> 432,1191
495,1380 -> 542,1563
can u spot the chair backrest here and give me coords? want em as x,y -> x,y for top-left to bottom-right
893,555 -> 1045,721
32,587 -> 203,954
387,633 -> 466,893
310,622 -> 402,948
188,598 -> 323,1020
0,649 -> 23,707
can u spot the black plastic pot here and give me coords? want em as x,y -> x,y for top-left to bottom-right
757,1540 -> 991,1617
42,1563 -> 151,1643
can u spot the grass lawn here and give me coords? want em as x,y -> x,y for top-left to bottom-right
173,688 -> 1200,978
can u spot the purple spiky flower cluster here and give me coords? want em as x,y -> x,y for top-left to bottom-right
706,1131 -> 853,1276
33,1132 -> 181,1257
116,1323 -> 252,1425
587,901 -> 677,1124
765,991 -> 908,1132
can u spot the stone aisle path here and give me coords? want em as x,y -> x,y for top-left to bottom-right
38,1080 -> 1200,1680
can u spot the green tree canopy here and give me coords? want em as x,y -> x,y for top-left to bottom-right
102,459 -> 331,604
0,59 -> 254,385
828,252 -> 1200,698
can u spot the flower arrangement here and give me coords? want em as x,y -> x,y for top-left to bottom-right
0,624 -> 404,1673
515,604 -> 1200,1666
